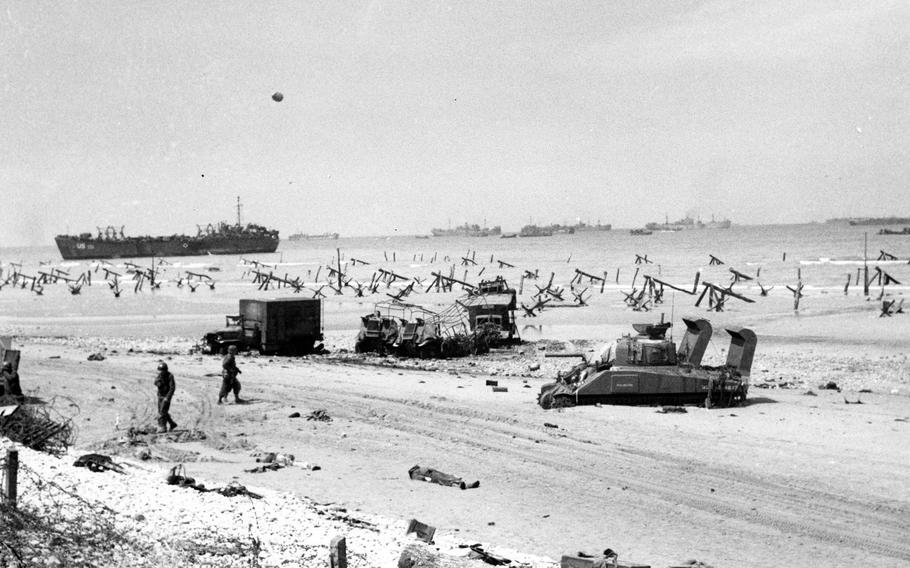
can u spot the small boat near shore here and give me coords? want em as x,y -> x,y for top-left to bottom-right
519,225 -> 554,237
629,228 -> 653,235
878,227 -> 910,235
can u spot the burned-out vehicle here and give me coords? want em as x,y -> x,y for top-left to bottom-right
354,294 -> 512,359
201,298 -> 324,355
393,318 -> 443,358
458,277 -> 519,347
538,318 -> 756,409
355,310 -> 403,355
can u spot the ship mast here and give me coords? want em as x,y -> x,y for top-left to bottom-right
236,196 -> 242,226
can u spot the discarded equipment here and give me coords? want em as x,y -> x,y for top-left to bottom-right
538,318 -> 756,409
200,297 -> 324,355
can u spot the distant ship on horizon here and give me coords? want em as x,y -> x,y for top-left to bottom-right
827,216 -> 910,226
645,215 -> 731,231
430,222 -> 502,237
54,197 -> 279,260
287,231 -> 339,241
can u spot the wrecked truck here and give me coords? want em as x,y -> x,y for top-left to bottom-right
538,318 -> 756,409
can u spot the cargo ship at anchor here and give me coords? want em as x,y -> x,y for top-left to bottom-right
54,198 -> 279,260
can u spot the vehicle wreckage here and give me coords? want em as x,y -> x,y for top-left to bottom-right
355,278 -> 519,358
538,318 -> 756,409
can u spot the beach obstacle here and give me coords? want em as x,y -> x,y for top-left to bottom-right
877,250 -> 898,261
634,254 -> 652,265
185,271 -> 216,290
496,259 -> 515,269
758,281 -> 774,296
786,282 -> 805,311
729,267 -> 753,284
696,281 -> 754,312
387,281 -> 415,301
709,254 -> 724,265
520,297 -> 551,317
378,268 -> 409,287
621,288 -> 649,311
571,268 -> 605,287
869,266 -> 901,287
426,271 -> 475,293
880,299 -> 904,317
572,287 -> 590,306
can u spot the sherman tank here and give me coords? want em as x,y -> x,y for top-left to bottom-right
538,318 -> 756,409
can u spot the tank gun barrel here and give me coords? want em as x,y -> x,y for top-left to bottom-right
544,352 -> 587,358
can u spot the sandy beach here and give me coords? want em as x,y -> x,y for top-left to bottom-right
2,274 -> 909,568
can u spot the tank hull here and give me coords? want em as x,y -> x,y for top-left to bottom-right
55,234 -> 279,260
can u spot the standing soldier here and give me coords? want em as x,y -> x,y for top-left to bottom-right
154,362 -> 177,433
1,361 -> 23,402
218,345 -> 243,404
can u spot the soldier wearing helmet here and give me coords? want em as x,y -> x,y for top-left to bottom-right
218,345 -> 243,404
154,361 -> 177,433
1,361 -> 23,402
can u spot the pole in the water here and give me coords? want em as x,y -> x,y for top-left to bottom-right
863,232 -> 869,296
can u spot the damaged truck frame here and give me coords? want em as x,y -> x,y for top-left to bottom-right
538,317 -> 757,409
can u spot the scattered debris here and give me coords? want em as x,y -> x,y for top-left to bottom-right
657,406 -> 687,414
486,379 -> 498,386
803,390 -> 817,396
405,518 -> 436,544
859,388 -> 873,393
544,422 -> 559,429
492,386 -> 508,393
166,464 -> 207,491
465,543 -> 511,565
307,409 -> 332,422
843,397 -> 864,405
254,452 -> 295,465
669,560 -> 715,568
0,403 -> 75,456
408,465 -> 480,490
561,548 -> 645,568
87,353 -> 106,361
73,453 -> 125,474
216,481 -> 262,499
820,381 -> 840,391
288,411 -> 301,418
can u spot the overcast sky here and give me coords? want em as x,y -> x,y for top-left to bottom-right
1,1 -> 908,245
